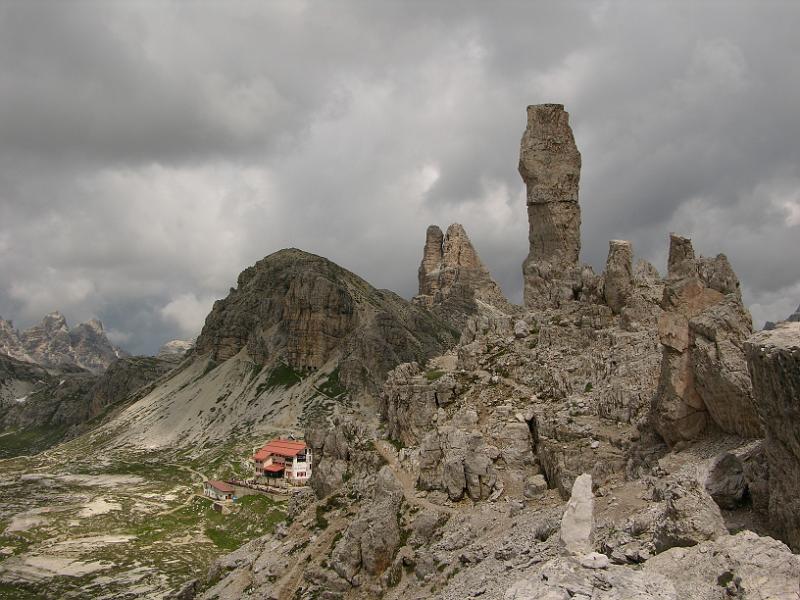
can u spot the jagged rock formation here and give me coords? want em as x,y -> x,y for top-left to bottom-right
651,234 -> 761,446
0,353 -> 175,456
414,223 -> 510,318
0,312 -> 126,374
519,104 -> 583,309
195,248 -> 457,397
745,321 -> 800,551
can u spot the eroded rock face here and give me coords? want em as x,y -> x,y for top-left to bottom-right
194,249 -> 457,395
415,223 -> 510,319
379,362 -> 460,446
0,353 -> 175,455
652,234 -> 760,446
745,321 -> 800,551
519,104 -> 582,309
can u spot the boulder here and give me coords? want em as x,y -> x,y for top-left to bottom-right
652,478 -> 727,552
330,495 -> 402,585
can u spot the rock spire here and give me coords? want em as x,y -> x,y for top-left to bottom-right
518,103 -> 582,308
415,223 -> 509,311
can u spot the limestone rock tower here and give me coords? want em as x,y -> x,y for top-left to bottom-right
518,104 -> 582,308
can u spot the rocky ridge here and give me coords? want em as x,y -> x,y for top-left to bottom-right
192,105 -> 800,599
0,312 -> 127,374
195,248 -> 457,397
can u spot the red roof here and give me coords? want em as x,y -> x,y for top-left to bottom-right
263,464 -> 285,473
253,449 -> 270,461
257,439 -> 307,458
206,480 -> 234,493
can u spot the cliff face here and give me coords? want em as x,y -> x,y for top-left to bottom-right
195,248 -> 457,396
0,312 -> 126,374
745,322 -> 800,550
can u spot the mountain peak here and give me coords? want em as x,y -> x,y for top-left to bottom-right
0,311 -> 125,374
195,247 -> 456,394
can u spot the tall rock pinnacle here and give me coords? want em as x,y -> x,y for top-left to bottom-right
518,104 -> 582,308
415,223 -> 509,313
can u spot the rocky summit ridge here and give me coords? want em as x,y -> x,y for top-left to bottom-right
0,311 -> 127,374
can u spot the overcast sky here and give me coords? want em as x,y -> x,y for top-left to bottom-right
1,1 -> 798,355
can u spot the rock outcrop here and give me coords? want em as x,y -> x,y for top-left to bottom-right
603,240 -> 633,315
745,321 -> 800,551
519,104 -> 582,309
194,248 -> 457,396
0,312 -> 126,374
644,531 -> 800,600
330,493 -> 402,586
651,234 -> 761,445
414,223 -> 511,324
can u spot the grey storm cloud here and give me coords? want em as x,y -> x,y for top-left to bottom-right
1,1 -> 799,354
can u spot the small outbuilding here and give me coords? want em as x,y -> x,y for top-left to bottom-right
203,480 -> 235,502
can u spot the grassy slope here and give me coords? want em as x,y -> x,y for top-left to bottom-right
0,432 -> 288,599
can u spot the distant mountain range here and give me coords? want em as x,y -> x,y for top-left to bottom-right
0,311 -> 127,374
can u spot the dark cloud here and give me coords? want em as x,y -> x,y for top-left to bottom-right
1,1 -> 798,354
